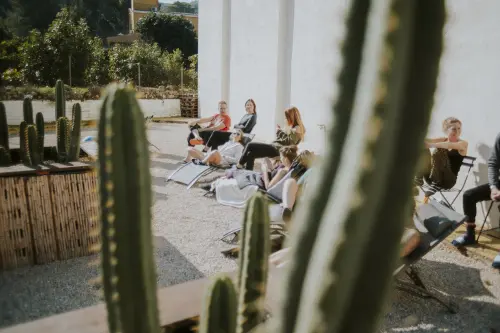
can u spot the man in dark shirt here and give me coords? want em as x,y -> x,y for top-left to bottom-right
452,132 -> 500,269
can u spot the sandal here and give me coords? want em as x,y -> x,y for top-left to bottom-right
189,138 -> 204,146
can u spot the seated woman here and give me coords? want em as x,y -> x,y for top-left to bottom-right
183,130 -> 245,166
206,146 -> 299,208
237,106 -> 306,170
193,99 -> 257,151
187,101 -> 232,147
414,117 -> 468,195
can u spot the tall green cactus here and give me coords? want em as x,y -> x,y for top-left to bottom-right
236,193 -> 270,333
56,79 -> 66,119
36,112 -> 45,162
23,96 -> 34,124
26,125 -> 40,166
68,103 -> 82,161
97,84 -> 160,333
200,275 -> 237,333
56,117 -> 70,162
0,102 -> 10,166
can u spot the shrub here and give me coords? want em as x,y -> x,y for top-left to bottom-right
85,37 -> 110,85
108,41 -> 167,87
162,49 -> 184,86
184,54 -> 198,89
1,68 -> 23,86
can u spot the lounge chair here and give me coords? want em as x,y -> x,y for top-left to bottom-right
166,133 -> 255,189
394,199 -> 466,313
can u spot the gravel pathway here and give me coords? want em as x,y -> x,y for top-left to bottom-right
0,123 -> 499,332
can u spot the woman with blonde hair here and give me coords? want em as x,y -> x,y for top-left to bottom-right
414,117 -> 468,192
237,106 -> 306,170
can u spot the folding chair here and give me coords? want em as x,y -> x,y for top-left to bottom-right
166,133 -> 256,189
394,199 -> 466,313
476,200 -> 500,242
420,155 -> 476,210
144,116 -> 160,151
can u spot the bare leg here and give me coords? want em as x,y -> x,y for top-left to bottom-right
400,228 -> 421,257
192,129 -> 202,140
184,147 -> 205,162
282,179 -> 299,209
203,151 -> 222,165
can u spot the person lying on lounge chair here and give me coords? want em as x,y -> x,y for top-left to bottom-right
186,101 -> 232,147
203,146 -> 299,208
183,129 -> 245,166
414,117 -> 468,198
192,99 -> 257,151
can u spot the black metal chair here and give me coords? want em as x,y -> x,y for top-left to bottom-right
420,155 -> 476,210
476,200 -> 500,242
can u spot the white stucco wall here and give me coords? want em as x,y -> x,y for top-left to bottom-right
227,0 -> 281,140
199,0 -> 500,225
198,0 -> 224,117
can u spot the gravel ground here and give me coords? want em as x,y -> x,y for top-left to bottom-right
1,123 -> 499,332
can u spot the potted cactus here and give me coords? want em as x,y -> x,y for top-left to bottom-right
0,80 -> 99,272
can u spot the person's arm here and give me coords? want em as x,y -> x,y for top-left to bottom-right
188,116 -> 214,126
199,122 -> 225,132
426,140 -> 468,153
266,168 -> 288,190
425,137 -> 447,144
488,133 -> 500,190
238,115 -> 256,133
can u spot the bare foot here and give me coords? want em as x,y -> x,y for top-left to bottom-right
400,228 -> 421,257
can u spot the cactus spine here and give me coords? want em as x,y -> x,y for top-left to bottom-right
97,84 -> 160,333
68,103 -> 81,161
23,96 -> 34,124
0,102 -> 11,166
36,112 -> 45,162
56,79 -> 66,119
56,117 -> 70,162
199,275 -> 237,333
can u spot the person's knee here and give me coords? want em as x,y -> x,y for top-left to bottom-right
462,188 -> 475,203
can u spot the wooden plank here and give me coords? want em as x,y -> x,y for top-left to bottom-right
0,177 -> 34,270
0,267 -> 285,333
26,176 -> 58,264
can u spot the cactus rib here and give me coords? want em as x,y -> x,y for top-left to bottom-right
19,121 -> 28,164
98,84 -> 160,333
1,102 -> 10,150
199,275 -> 238,333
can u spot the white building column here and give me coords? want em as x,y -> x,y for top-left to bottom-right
274,0 -> 295,126
221,0 -> 232,104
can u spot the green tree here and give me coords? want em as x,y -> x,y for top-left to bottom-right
164,1 -> 195,14
136,12 -> 197,59
20,8 -> 108,86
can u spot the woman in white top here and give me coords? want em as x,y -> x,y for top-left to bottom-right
183,129 -> 245,167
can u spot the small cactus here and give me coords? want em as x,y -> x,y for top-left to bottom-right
36,112 -> 45,162
56,117 -> 70,162
97,84 -> 160,333
200,275 -> 238,333
23,96 -> 34,124
56,79 -> 66,119
26,125 -> 40,166
68,103 -> 81,161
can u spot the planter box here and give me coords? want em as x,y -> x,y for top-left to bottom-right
0,149 -> 99,271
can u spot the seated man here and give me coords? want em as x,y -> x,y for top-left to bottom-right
452,132 -> 500,269
187,101 -> 231,147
